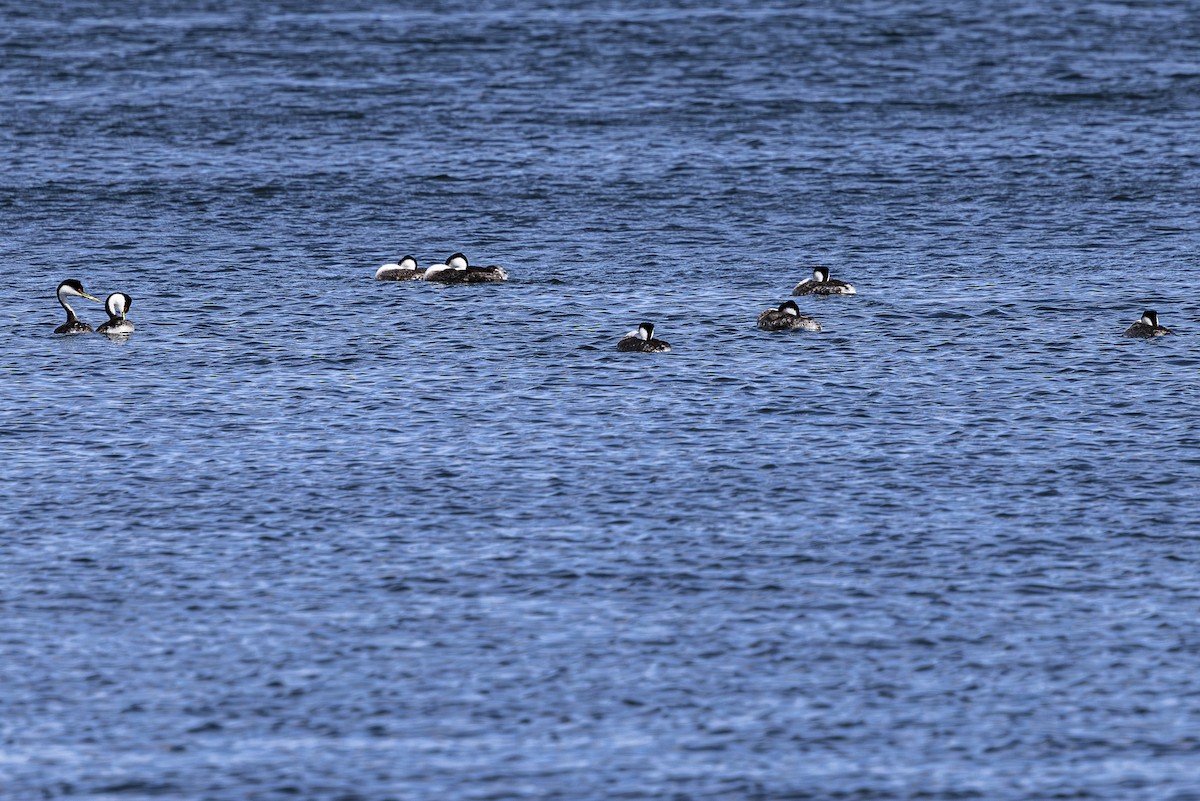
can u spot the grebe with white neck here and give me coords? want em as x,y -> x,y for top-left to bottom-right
97,292 -> 135,335
375,255 -> 424,281
617,322 -> 671,352
423,252 -> 508,283
1124,309 -> 1174,338
757,300 -> 821,331
792,266 -> 856,296
53,279 -> 102,334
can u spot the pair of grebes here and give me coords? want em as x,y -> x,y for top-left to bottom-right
375,255 -> 1175,350
53,279 -> 134,335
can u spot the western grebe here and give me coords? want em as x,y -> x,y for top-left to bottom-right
375,255 -> 424,281
1124,309 -> 1174,338
96,293 -> 134,335
617,322 -> 671,352
53,279 -> 102,334
757,300 -> 821,331
792,266 -> 856,296
423,252 -> 508,283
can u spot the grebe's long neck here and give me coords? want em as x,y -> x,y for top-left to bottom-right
57,291 -> 78,322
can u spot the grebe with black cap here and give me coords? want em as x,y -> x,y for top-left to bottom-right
53,279 -> 102,334
96,293 -> 134,335
423,252 -> 508,283
757,300 -> 821,331
1124,310 -> 1174,338
375,256 -> 424,281
617,322 -> 671,352
792,266 -> 856,296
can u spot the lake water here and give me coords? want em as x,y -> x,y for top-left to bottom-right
3,2 -> 1200,799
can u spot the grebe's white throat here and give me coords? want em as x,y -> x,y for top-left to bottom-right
54,279 -> 102,334
97,292 -> 135,335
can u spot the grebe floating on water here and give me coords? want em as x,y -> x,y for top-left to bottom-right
96,293 -> 134,335
1124,309 -> 1174,338
423,252 -> 508,283
53,279 -> 102,334
617,322 -> 671,352
792,266 -> 856,296
757,300 -> 821,331
375,255 -> 424,281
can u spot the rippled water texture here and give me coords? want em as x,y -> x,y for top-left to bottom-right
3,2 -> 1200,799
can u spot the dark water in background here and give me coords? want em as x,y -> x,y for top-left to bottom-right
3,1 -> 1200,798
